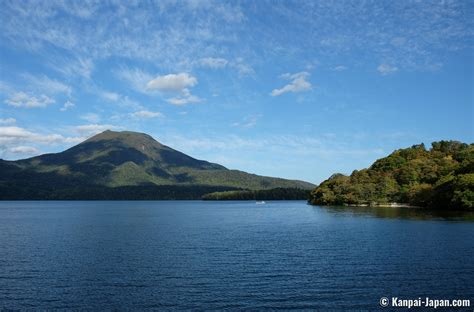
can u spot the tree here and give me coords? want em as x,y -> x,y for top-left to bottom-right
309,141 -> 474,210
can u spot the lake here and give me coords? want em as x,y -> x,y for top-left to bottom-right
0,201 -> 473,310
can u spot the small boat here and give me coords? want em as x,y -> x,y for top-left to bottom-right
256,201 -> 266,205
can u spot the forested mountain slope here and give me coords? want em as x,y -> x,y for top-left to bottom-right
309,141 -> 473,210
0,130 -> 314,199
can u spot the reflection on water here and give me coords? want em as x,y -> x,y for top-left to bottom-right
318,205 -> 474,221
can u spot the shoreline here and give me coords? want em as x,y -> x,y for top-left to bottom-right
345,202 -> 421,208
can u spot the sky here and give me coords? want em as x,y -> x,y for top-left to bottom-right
0,0 -> 473,184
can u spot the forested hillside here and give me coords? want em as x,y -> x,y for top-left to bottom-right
309,141 -> 473,210
202,188 -> 310,200
0,130 -> 314,199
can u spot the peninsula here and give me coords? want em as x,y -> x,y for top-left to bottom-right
309,141 -> 473,210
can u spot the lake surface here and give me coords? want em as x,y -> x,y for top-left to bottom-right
1,201 -> 473,310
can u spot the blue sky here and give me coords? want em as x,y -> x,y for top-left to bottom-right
0,0 -> 473,184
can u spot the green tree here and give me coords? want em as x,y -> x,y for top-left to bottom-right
309,141 -> 474,210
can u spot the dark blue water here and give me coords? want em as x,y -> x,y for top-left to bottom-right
0,201 -> 473,310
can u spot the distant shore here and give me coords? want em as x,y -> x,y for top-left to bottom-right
343,202 -> 421,208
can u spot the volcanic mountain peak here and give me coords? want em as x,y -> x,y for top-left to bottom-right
0,130 -> 315,199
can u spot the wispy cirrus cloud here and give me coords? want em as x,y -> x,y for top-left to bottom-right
270,72 -> 312,96
50,56 -> 94,79
74,124 -> 119,137
167,89 -> 201,106
0,123 -> 121,159
232,115 -> 260,128
130,110 -> 162,119
0,118 -> 16,124
377,64 -> 398,75
0,1 -> 247,70
333,65 -> 347,72
1,77 -> 71,112
161,133 -> 381,156
157,133 -> 388,183
198,57 -> 229,69
100,91 -> 121,102
266,1 -> 473,71
8,145 -> 39,155
0,126 -> 81,146
5,92 -> 55,108
1,1 -> 470,80
23,74 -> 72,96
194,57 -> 255,76
60,100 -> 75,112
116,67 -> 153,94
80,113 -> 100,123
95,87 -> 143,110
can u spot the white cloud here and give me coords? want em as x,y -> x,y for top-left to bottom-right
199,57 -> 229,69
131,110 -> 162,118
0,118 -> 16,124
116,67 -> 153,93
9,146 -> 39,155
80,113 -> 100,123
52,57 -> 94,79
60,100 -> 75,111
23,74 -> 72,96
270,72 -> 312,96
1,1 -> 471,74
192,57 -> 254,76
118,96 -> 143,110
56,1 -> 99,19
163,134 -> 385,160
100,91 -> 121,102
0,81 -> 14,94
146,73 -> 197,92
232,115 -> 260,128
333,65 -> 347,71
143,73 -> 201,105
377,64 -> 398,75
167,94 -> 201,106
76,58 -> 95,79
0,126 -> 82,145
75,124 -> 118,137
96,89 -> 143,110
233,58 -> 255,76
0,126 -> 40,144
4,92 -> 55,108
1,2 -> 247,67
0,125 -> 129,159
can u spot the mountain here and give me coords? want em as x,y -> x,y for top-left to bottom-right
309,141 -> 474,210
0,130 -> 314,199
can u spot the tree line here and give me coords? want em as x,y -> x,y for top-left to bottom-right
309,141 -> 473,210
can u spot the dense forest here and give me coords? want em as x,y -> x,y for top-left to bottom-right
309,141 -> 473,210
0,181 -> 242,200
202,188 -> 310,200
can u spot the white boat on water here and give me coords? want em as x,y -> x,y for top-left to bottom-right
256,201 -> 266,205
